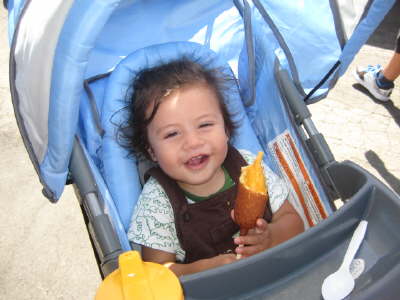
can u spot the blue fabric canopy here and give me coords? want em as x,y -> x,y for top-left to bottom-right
7,0 -> 395,201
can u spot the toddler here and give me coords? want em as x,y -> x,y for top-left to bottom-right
118,58 -> 304,276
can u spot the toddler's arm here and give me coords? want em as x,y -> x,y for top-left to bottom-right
142,246 -> 237,277
233,199 -> 304,257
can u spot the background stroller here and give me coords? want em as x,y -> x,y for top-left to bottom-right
3,0 -> 400,300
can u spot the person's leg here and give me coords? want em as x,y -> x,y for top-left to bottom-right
354,30 -> 399,102
382,32 -> 400,81
354,63 -> 394,101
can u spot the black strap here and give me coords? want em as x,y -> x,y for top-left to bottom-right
303,61 -> 341,102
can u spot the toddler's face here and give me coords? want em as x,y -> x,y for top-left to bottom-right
146,83 -> 229,195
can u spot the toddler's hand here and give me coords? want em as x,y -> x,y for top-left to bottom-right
233,218 -> 271,258
201,253 -> 237,270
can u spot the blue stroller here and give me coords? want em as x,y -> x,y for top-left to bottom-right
5,0 -> 400,298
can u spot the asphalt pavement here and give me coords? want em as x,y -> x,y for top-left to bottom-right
0,4 -> 399,300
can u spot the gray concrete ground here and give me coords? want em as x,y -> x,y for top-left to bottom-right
0,3 -> 399,300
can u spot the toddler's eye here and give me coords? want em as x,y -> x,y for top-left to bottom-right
199,122 -> 214,128
164,131 -> 178,139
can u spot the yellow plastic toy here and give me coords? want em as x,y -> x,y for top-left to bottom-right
96,251 -> 184,300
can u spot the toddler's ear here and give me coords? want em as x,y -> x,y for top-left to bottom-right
147,147 -> 157,162
224,127 -> 231,140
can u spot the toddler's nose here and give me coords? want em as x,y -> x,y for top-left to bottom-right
183,131 -> 204,149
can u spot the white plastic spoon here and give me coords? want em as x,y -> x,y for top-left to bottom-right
321,220 -> 368,300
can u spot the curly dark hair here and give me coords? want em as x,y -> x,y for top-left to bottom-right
117,58 -> 238,160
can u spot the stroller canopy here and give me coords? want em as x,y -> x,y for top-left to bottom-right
6,0 -> 395,200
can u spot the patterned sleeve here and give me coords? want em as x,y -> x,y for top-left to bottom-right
127,177 -> 181,255
239,149 -> 288,213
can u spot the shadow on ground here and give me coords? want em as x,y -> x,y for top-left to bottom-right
352,83 -> 400,129
365,150 -> 400,195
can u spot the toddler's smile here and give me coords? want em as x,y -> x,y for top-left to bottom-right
185,154 -> 209,170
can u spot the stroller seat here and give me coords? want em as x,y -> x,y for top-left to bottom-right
81,39 -> 400,300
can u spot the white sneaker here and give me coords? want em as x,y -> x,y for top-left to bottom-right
354,65 -> 393,102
